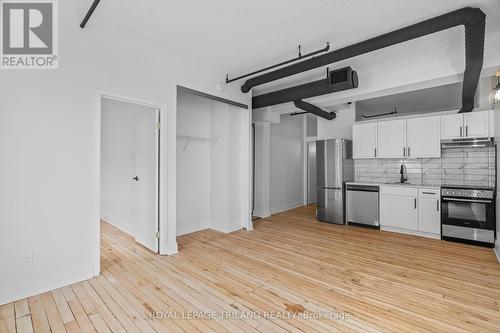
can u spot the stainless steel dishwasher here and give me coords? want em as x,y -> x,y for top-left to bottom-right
346,184 -> 380,228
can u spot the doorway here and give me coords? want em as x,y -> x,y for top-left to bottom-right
176,86 -> 250,236
100,96 -> 160,253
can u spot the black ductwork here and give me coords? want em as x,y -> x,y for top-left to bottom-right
80,0 -> 101,28
293,100 -> 336,120
243,7 -> 485,113
253,67 -> 358,109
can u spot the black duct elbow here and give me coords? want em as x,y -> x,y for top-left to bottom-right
293,100 -> 336,120
243,7 -> 486,113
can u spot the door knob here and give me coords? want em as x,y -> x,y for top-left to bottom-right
133,176 -> 139,181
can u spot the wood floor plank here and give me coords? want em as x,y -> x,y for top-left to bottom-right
88,314 -> 111,333
26,296 -> 50,333
0,303 -> 16,333
13,301 -> 29,319
2,205 -> 500,333
51,288 -> 76,325
15,316 -> 33,333
61,286 -> 97,333
39,292 -> 66,333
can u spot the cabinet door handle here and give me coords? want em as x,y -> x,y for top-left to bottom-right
403,147 -> 406,157
466,125 -> 468,137
437,200 -> 439,211
414,198 -> 417,209
460,126 -> 462,137
408,147 -> 410,157
374,148 -> 377,157
422,192 -> 436,195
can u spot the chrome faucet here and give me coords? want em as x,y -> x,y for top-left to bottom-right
400,164 -> 408,183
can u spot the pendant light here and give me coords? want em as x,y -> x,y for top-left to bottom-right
490,72 -> 500,105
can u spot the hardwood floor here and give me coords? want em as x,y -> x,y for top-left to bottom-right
1,205 -> 500,332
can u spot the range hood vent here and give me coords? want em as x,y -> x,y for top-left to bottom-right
441,137 -> 494,149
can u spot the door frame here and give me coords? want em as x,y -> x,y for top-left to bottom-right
95,90 -> 167,276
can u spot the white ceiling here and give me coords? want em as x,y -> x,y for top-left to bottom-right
81,0 -> 500,96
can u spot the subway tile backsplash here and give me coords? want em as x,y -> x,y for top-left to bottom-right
354,147 -> 496,187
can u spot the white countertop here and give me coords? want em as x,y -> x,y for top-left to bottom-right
346,181 -> 441,189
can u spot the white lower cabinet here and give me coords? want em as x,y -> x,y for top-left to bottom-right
380,187 -> 418,230
380,186 -> 440,238
418,189 -> 440,235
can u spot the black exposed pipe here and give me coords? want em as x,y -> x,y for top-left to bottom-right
226,43 -> 330,83
252,67 -> 358,109
243,7 -> 485,113
80,0 -> 101,28
294,100 -> 336,120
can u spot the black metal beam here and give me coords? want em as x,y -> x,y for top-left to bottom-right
80,0 -> 101,29
293,100 -> 336,120
252,67 -> 358,109
226,43 -> 330,83
242,7 -> 486,113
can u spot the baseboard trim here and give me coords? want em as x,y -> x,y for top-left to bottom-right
271,201 -> 304,215
210,219 -> 244,234
0,265 -> 94,306
494,242 -> 500,264
253,209 -> 271,219
380,226 -> 440,240
176,221 -> 210,236
161,241 -> 178,256
101,213 -> 133,236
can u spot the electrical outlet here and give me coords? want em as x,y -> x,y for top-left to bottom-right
23,252 -> 33,266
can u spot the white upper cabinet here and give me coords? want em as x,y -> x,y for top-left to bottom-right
440,114 -> 464,139
406,117 -> 441,158
353,123 -> 378,158
441,110 -> 490,139
464,111 -> 489,138
377,120 -> 407,158
352,110 -> 492,160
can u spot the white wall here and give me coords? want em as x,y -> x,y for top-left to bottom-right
100,98 -> 156,235
270,115 -> 305,214
0,2 -> 250,305
176,91 -> 248,235
210,102 -> 248,233
317,105 -> 356,140
176,93 -> 212,235
253,123 -> 271,218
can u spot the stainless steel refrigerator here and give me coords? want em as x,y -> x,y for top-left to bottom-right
316,139 -> 353,224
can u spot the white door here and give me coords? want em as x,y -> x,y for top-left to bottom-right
440,114 -> 463,139
380,195 -> 418,230
464,111 -> 489,138
407,117 -> 441,158
377,119 -> 407,158
132,109 -> 160,252
418,190 -> 440,235
352,123 -> 377,158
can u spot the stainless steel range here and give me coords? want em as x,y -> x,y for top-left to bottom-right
441,185 -> 496,247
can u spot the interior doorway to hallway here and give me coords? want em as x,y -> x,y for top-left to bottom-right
100,96 -> 161,253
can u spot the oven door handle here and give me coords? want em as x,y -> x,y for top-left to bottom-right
442,197 -> 493,204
